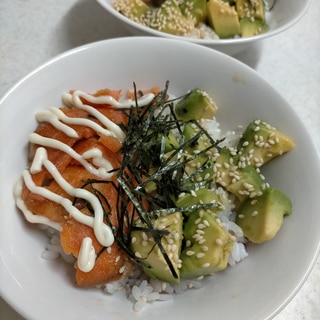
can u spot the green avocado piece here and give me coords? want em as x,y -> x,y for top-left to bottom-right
237,120 -> 295,168
235,0 -> 265,21
174,188 -> 223,215
113,0 -> 151,23
175,88 -> 217,121
163,130 -> 180,153
213,146 -> 267,203
180,0 -> 207,25
240,17 -> 267,37
206,0 -> 241,38
145,0 -> 194,35
180,210 -> 235,278
226,165 -> 266,203
236,188 -> 292,243
131,212 -> 184,284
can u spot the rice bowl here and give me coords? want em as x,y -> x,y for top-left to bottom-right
96,0 -> 311,55
0,37 -> 320,320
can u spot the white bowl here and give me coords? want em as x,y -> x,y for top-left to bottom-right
0,37 -> 319,320
96,0 -> 310,56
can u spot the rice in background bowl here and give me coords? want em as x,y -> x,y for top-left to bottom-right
0,37 -> 319,320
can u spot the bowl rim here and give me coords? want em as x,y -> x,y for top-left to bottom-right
1,36 -> 320,320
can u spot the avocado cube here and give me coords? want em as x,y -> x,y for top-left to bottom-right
180,0 -> 207,25
130,212 -> 183,284
180,210 -> 235,278
240,17 -> 267,37
207,0 -> 241,38
236,0 -> 265,21
238,120 -> 295,168
113,0 -> 151,23
226,165 -> 266,203
236,188 -> 292,243
175,88 -> 217,121
174,188 -> 223,215
146,0 -> 194,35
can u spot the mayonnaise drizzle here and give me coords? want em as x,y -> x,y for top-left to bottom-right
29,133 -> 114,179
78,237 -> 96,272
16,89 -> 155,272
14,177 -> 62,231
62,90 -> 155,142
24,147 -> 114,247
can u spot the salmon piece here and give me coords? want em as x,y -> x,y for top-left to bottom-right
61,217 -> 134,286
22,88 -> 140,287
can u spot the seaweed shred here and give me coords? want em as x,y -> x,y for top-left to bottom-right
77,82 -> 223,279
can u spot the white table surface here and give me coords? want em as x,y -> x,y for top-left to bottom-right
0,1 -> 319,319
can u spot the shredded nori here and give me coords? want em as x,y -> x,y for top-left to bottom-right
77,81 -> 224,278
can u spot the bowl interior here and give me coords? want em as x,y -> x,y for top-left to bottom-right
0,37 -> 319,320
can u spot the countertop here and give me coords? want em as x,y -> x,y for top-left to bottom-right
0,0 -> 319,319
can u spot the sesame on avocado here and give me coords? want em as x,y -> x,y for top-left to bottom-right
237,119 -> 295,168
207,0 -> 241,38
124,84 -> 294,286
180,210 -> 235,279
174,88 -> 217,121
113,0 -> 268,39
131,212 -> 184,284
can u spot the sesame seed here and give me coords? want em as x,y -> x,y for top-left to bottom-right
202,263 -> 210,268
119,266 -> 126,274
251,211 -> 258,216
196,252 -> 205,259
216,238 -> 223,246
186,250 -> 195,256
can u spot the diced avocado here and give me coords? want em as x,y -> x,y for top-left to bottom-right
174,188 -> 223,215
214,147 -> 266,203
180,210 -> 235,278
183,122 -> 215,190
236,188 -> 292,243
237,120 -> 295,168
207,0 -> 241,38
113,0 -> 151,23
163,130 -> 179,153
252,0 -> 265,20
145,0 -> 194,35
236,0 -> 265,21
226,165 -> 266,203
180,0 -> 207,25
175,88 -> 217,121
240,17 -> 267,37
131,212 -> 183,284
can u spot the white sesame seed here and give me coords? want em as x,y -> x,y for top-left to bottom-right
196,252 -> 205,259
186,250 -> 195,256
